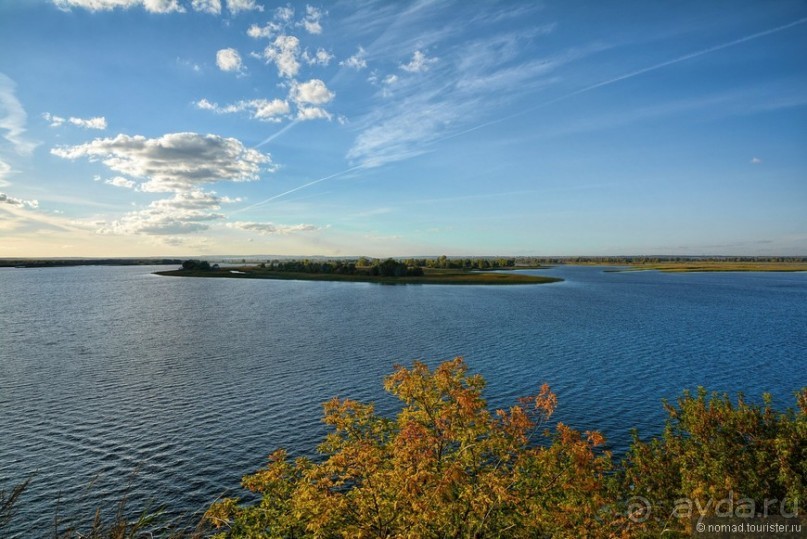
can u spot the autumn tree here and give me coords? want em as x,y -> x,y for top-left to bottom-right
206,358 -> 630,538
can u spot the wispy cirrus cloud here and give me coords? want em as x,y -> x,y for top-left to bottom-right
346,28 -> 598,168
0,73 -> 38,155
226,221 -> 321,235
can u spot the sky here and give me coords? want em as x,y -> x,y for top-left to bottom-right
0,0 -> 805,257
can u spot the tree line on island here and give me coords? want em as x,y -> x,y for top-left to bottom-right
179,256 -> 527,277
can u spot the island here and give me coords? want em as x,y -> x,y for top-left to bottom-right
155,258 -> 562,285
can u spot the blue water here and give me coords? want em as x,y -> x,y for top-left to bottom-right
1,265 -> 805,534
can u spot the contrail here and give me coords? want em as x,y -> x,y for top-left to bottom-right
255,120 -> 299,149
440,16 -> 807,143
230,165 -> 366,214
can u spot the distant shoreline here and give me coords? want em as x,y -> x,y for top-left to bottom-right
605,261 -> 807,273
154,267 -> 562,285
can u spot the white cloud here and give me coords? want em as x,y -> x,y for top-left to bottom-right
347,32 -> 602,169
274,4 -> 293,21
226,0 -> 263,15
246,4 -> 321,41
99,191 -> 231,235
216,48 -> 243,72
382,74 -> 398,86
751,157 -> 763,165
296,107 -> 331,121
51,132 -> 272,193
43,112 -> 65,127
53,0 -> 184,13
43,112 -> 106,129
400,50 -> 438,73
252,99 -> 291,120
247,22 -> 281,38
226,221 -> 320,234
341,47 -> 367,70
290,79 -> 334,105
105,176 -> 136,189
144,0 -> 183,12
70,116 -> 107,129
194,98 -> 290,122
299,5 -> 323,34
347,89 -> 461,167
0,158 -> 11,187
302,48 -> 333,66
0,191 -> 38,209
195,98 -> 217,111
191,0 -> 220,15
0,73 -> 38,155
262,35 -> 301,78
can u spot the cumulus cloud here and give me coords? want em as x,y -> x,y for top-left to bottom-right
71,116 -> 107,129
105,176 -> 136,189
216,48 -> 243,72
290,79 -> 334,105
296,107 -> 331,121
0,191 -> 38,209
0,73 -> 38,155
262,35 -> 301,78
227,0 -> 263,14
299,5 -> 323,34
274,4 -> 294,21
247,22 -> 281,38
99,191 -> 232,235
195,98 -> 290,122
191,0 -> 220,14
751,157 -> 763,165
400,50 -> 438,73
51,132 -> 272,192
247,4 -> 323,41
341,47 -> 367,70
53,0 -> 184,13
226,221 -> 320,234
302,48 -> 333,66
43,112 -> 107,130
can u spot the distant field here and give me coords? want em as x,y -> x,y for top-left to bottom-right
610,261 -> 807,273
155,267 -> 562,285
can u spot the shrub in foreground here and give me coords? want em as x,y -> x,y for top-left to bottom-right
205,358 -> 806,538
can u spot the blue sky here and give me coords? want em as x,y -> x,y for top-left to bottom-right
0,0 -> 805,257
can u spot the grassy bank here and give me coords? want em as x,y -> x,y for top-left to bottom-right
608,261 -> 807,273
154,267 -> 562,285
